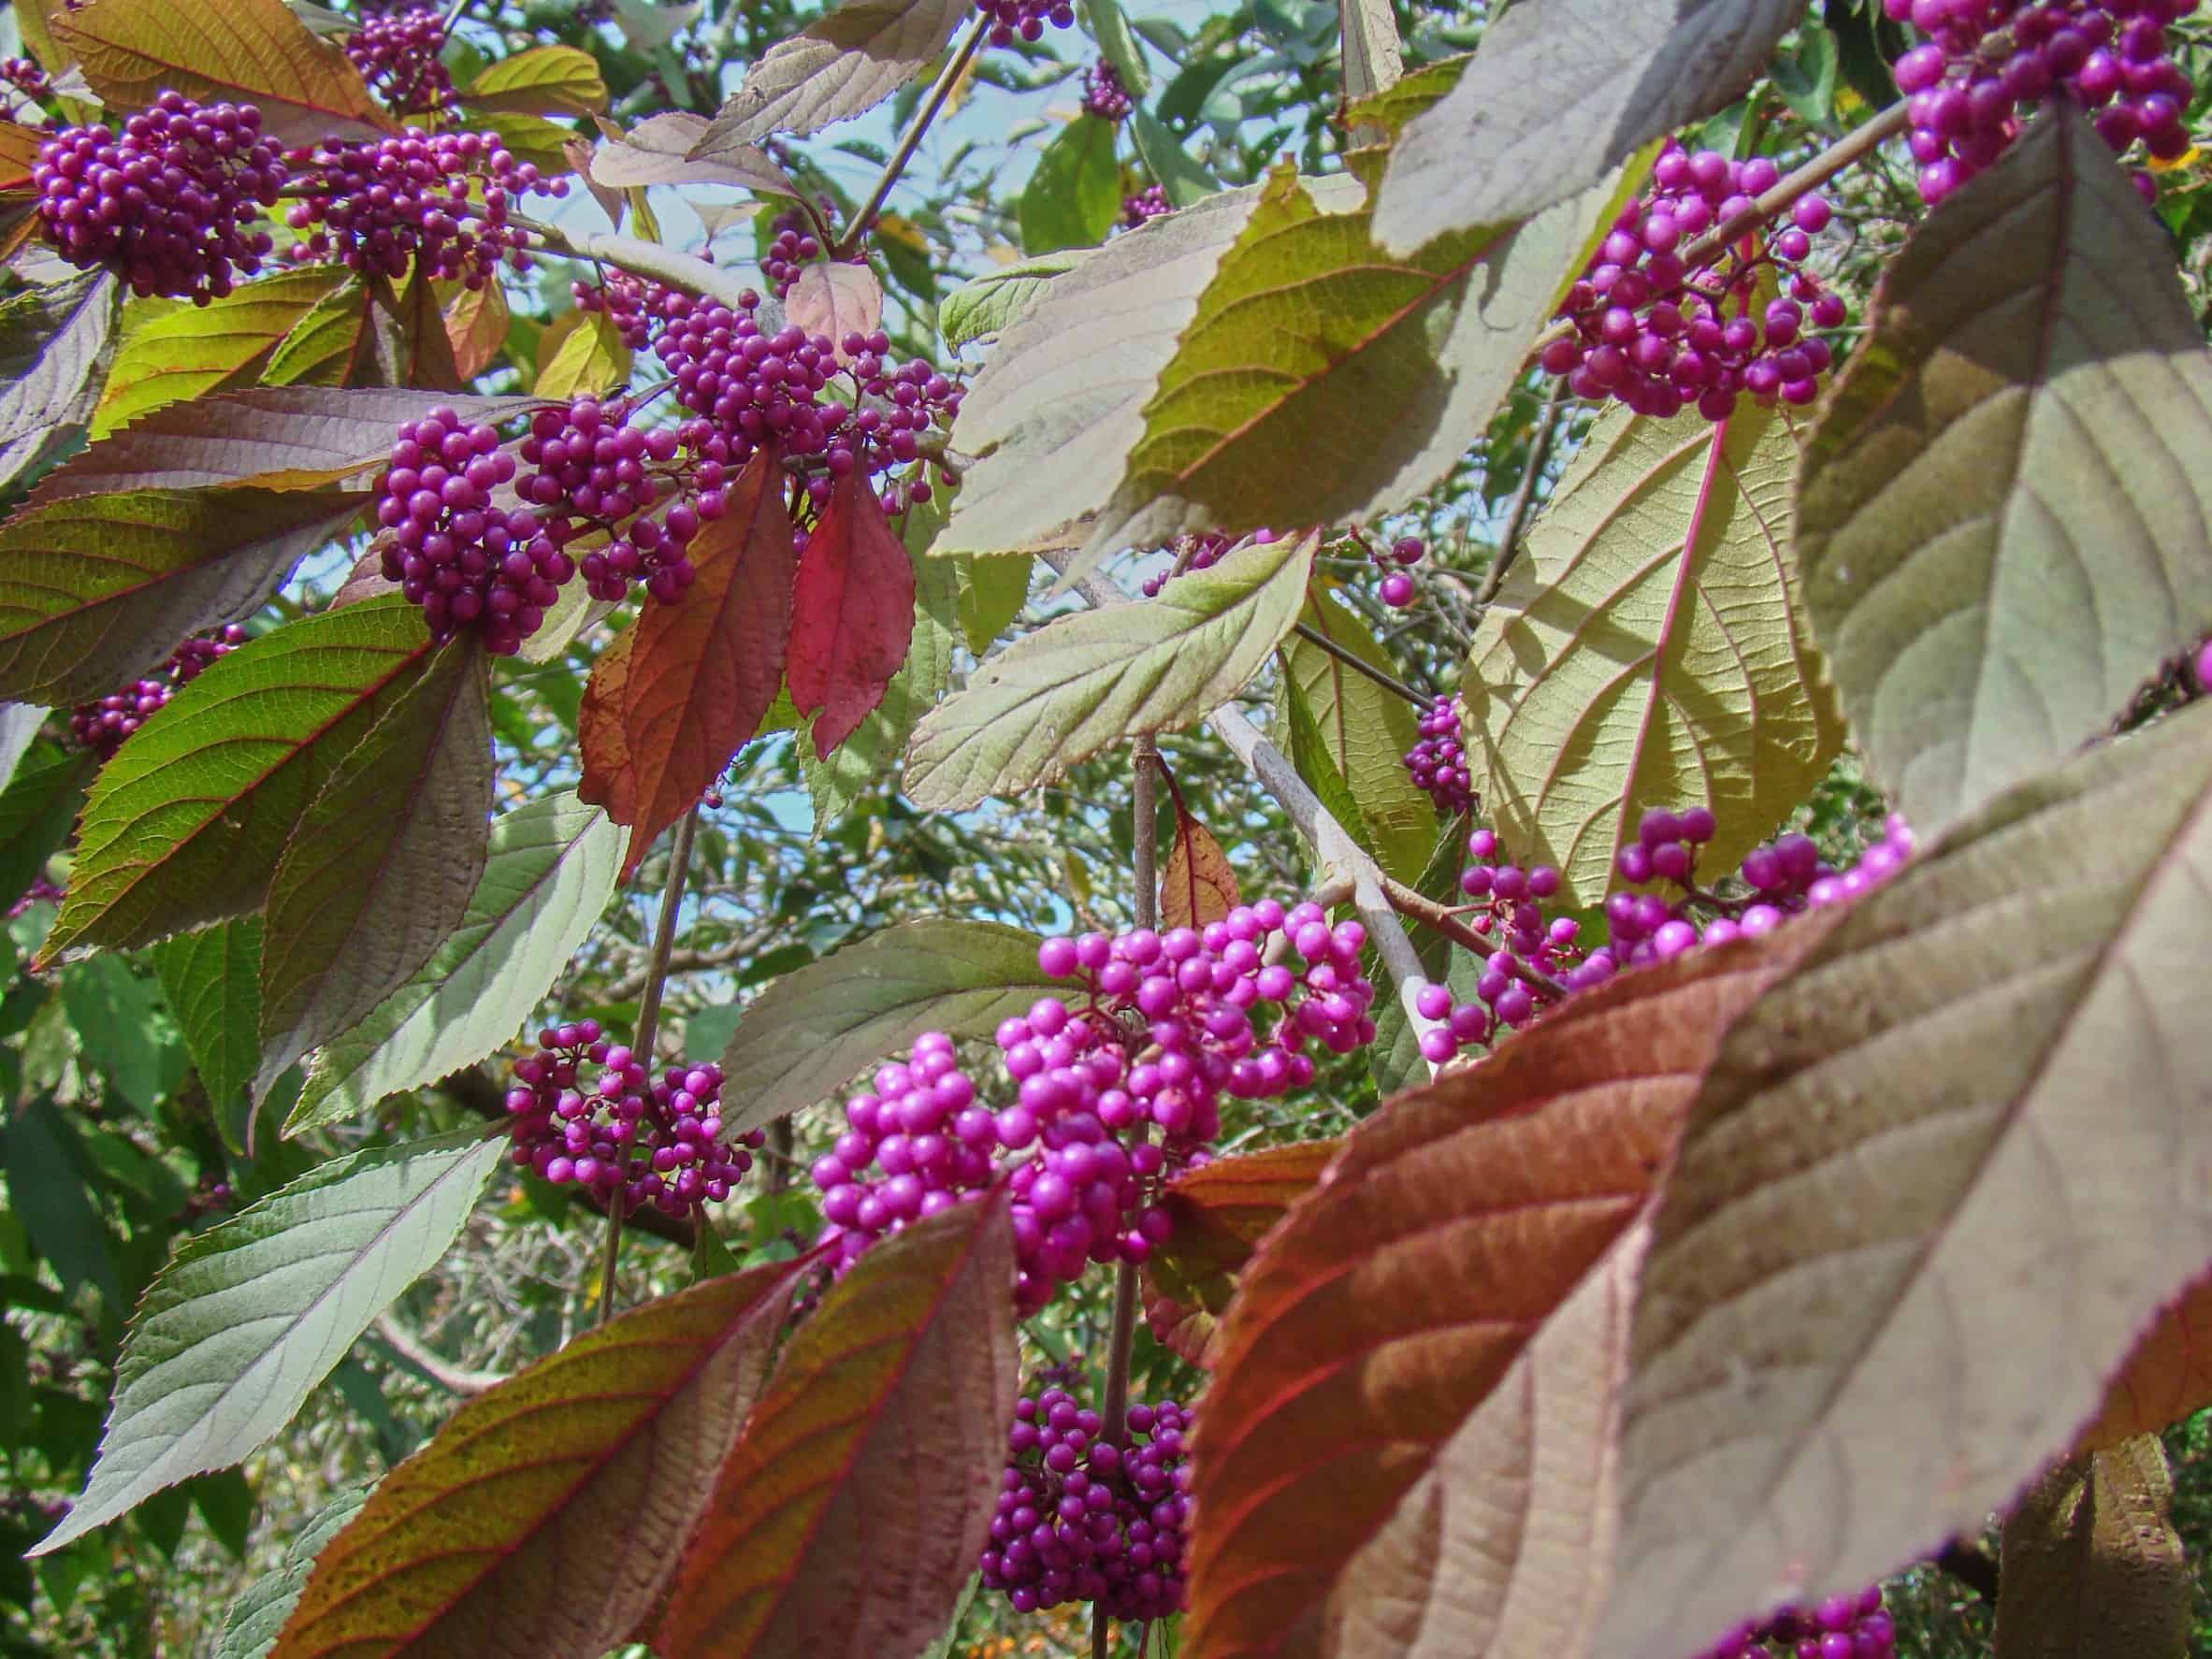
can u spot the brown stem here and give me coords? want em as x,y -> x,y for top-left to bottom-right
1476,382 -> 1566,608
598,806 -> 701,1327
1380,873 -> 1569,1001
1291,619 -> 1431,709
835,18 -> 990,262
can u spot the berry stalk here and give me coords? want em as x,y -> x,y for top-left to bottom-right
1288,619 -> 1431,709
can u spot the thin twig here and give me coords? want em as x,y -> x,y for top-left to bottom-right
1379,873 -> 1569,1001
836,18 -> 990,261
1476,382 -> 1566,608
373,1313 -> 509,1396
1291,619 -> 1432,709
598,807 -> 701,1327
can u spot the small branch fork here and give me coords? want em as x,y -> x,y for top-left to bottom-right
1476,381 -> 1566,609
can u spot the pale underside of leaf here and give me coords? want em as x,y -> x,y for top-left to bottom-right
690,0 -> 969,150
0,271 -> 117,491
1467,401 -> 1842,904
1796,105 -> 2212,832
589,111 -> 793,193
1598,701 -> 2212,1659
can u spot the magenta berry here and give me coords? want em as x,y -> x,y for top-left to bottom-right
68,626 -> 249,759
976,0 -> 1076,46
1081,60 -> 1134,121
1121,184 -> 1172,228
1405,694 -> 1473,816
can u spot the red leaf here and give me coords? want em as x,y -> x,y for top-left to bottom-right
1159,783 -> 1240,930
579,449 -> 795,878
2079,1268 -> 2212,1453
788,471 -> 915,759
1142,1140 -> 1338,1368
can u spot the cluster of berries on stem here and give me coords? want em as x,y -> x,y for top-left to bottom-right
976,0 -> 1076,46
1541,142 -> 1841,421
504,1018 -> 765,1220
68,627 -> 248,760
285,128 -> 564,287
982,1382 -> 1193,1622
1698,1585 -> 1896,1659
1404,693 -> 1473,815
341,7 -> 455,114
1082,61 -> 1134,121
1121,184 -> 1172,227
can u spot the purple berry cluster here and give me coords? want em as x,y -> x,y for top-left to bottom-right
760,204 -> 827,300
1404,693 -> 1472,815
1540,141 -> 1842,421
981,1386 -> 1193,1622
504,1018 -> 765,1220
1082,60 -> 1134,121
571,271 -> 663,351
8,873 -> 64,918
1,56 -> 51,108
1698,1585 -> 1896,1659
68,625 -> 248,760
1888,0 -> 2198,204
813,903 -> 1376,1313
976,0 -> 1075,45
1140,530 -> 1230,599
519,397 -> 702,606
372,405 -> 570,653
285,129 -> 565,288
35,94 -> 284,303
342,7 -> 455,114
1121,184 -> 1172,228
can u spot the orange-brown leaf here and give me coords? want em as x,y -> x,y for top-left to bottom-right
787,469 -> 916,759
56,0 -> 395,149
1183,929 -> 1824,1657
1143,1141 -> 1337,1370
579,448 -> 796,878
0,119 -> 44,191
440,278 -> 509,383
268,1260 -> 802,1659
2079,1269 -> 2212,1454
657,1189 -> 1019,1659
1160,796 -> 1240,930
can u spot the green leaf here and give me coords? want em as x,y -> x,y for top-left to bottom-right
1280,670 -> 1383,873
44,596 -> 441,960
533,310 -> 632,402
267,1263 -> 801,1659
95,267 -> 347,438
688,0 -> 968,149
1798,105 -> 2212,832
714,917 -> 1061,1134
290,793 -> 624,1134
213,1483 -> 373,1659
60,954 -> 181,1112
0,743 -> 93,911
0,486 -> 363,707
1371,0 -> 1803,253
31,1128 -> 505,1556
906,530 -> 1315,810
1465,400 -> 1842,903
1279,588 -> 1429,882
1768,22 -> 1838,123
1073,156 -> 1598,579
254,643 -> 493,1094
939,250 -> 1087,353
261,279 -> 386,389
1080,0 -> 1149,94
2,1098 -> 119,1309
1597,701 -> 2212,1659
690,1213 -> 743,1281
153,918 -> 263,1112
458,42 -> 607,115
1129,107 -> 1219,208
1019,114 -> 1122,256
954,548 -> 1031,656
1340,50 -> 1466,140
0,271 -> 117,490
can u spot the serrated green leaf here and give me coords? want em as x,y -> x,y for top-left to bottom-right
95,267 -> 347,438
1129,107 -> 1219,208
45,597 -> 440,960
954,548 -> 1030,655
1798,105 -> 2212,832
0,487 -> 363,707
1019,114 -> 1122,256
1340,51 -> 1466,140
30,1127 -> 503,1555
1466,400 -> 1842,904
715,917 -> 1061,1134
1080,0 -> 1149,94
1279,588 -> 1429,882
906,530 -> 1315,810
213,1483 -> 373,1659
939,251 -> 1086,353
290,793 -> 625,1133
458,42 -> 607,115
152,917 -> 262,1111
261,279 -> 386,388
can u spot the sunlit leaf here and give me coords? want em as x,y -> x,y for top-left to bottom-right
30,1128 -> 505,1555
1994,1438 -> 2190,1659
458,43 -> 606,116
440,278 -> 509,382
1159,787 -> 1238,930
268,1262 -> 801,1659
656,1190 -> 1018,1659
532,309 -> 631,402
1018,114 -> 1120,255
904,530 -> 1314,811
786,259 -> 884,353
689,0 -> 969,150
95,268 -> 345,438
1372,0 -> 1800,252
938,251 -> 1085,353
152,917 -> 263,1111
1598,701 -> 2212,1659
291,793 -> 624,1134
788,468 -> 916,759
0,270 -> 116,488
953,547 -> 1030,655
579,449 -> 794,876
1797,105 -> 2212,831
1466,400 -> 1843,903
589,111 -> 794,194
262,279 -> 390,389
1280,588 -> 1430,885
714,917 -> 1058,1135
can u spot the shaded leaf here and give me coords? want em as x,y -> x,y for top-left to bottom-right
1372,0 -> 1800,252
589,111 -> 794,194
1183,932 -> 1815,1655
1281,587 -> 1430,884
152,918 -> 262,1112
1467,400 -> 1843,904
43,596 -> 439,959
786,259 -> 884,353
213,1483 -> 373,1659
268,1262 -> 801,1659
0,487 -> 363,706
291,793 -> 624,1134
4,1097 -> 120,1310
53,0 -> 394,148
458,43 -> 606,116
1598,700 -> 2212,1659
533,309 -> 631,402
1018,113 -> 1120,255
939,251 -> 1086,353
1797,105 -> 2212,831
579,449 -> 794,876
96,268 -> 345,437
954,548 -> 1030,656
383,264 -> 465,394
1994,1438 -> 2190,1659
0,743 -> 93,912
0,270 -> 116,490
788,468 -> 917,759
1129,108 -> 1218,209
62,952 -> 181,1111
1142,1141 -> 1337,1369
656,1190 -> 1018,1659
905,530 -> 1314,811
254,642 -> 492,1094
690,0 -> 969,149
1159,789 -> 1238,930
31,1128 -> 505,1555
2079,1271 -> 2212,1454
715,917 -> 1057,1135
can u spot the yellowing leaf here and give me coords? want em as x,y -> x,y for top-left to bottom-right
534,310 -> 631,402
96,268 -> 349,437
1465,400 -> 1842,904
459,43 -> 607,116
